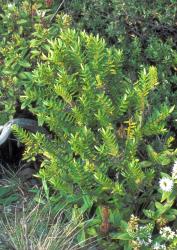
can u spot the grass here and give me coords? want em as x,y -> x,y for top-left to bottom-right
1,205 -> 79,249
0,165 -> 98,250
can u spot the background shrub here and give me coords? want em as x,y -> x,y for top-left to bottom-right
63,0 -> 177,129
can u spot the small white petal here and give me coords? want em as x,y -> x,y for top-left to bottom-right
172,161 -> 177,179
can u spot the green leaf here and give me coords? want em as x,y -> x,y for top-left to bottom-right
155,202 -> 170,215
168,208 -> 177,216
18,60 -> 31,68
139,161 -> 152,168
165,214 -> 176,221
143,209 -> 155,219
110,232 -> 132,240
158,155 -> 171,165
18,72 -> 32,79
161,192 -> 171,202
42,178 -> 50,200
0,186 -> 12,197
80,195 -> 93,213
17,19 -> 28,24
0,194 -> 19,206
77,228 -> 86,246
87,227 -> 97,237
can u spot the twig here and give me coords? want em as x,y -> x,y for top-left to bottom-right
50,0 -> 66,23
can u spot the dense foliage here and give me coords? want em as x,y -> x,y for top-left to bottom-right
0,1 -> 177,250
63,0 -> 177,126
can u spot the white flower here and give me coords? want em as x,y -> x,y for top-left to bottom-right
153,242 -> 166,250
172,160 -> 177,179
136,237 -> 143,245
152,242 -> 161,250
136,238 -> 150,246
159,177 -> 173,192
160,226 -> 176,240
7,3 -> 15,9
139,225 -> 146,230
136,235 -> 152,246
147,236 -> 152,244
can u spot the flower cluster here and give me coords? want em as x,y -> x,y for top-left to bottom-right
159,226 -> 176,240
152,242 -> 166,250
134,224 -> 177,249
135,225 -> 152,247
128,214 -> 139,231
136,236 -> 152,247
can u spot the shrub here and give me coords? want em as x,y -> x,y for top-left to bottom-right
12,28 -> 177,249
